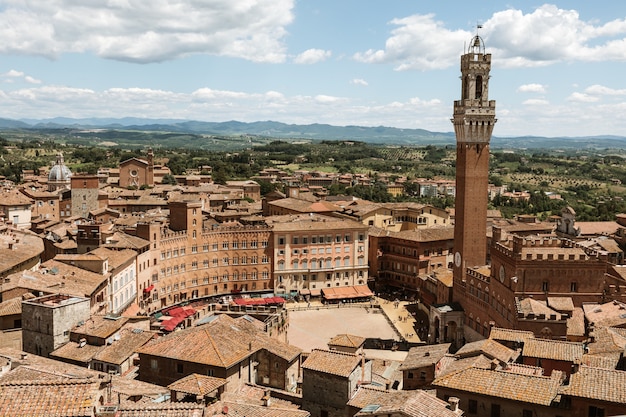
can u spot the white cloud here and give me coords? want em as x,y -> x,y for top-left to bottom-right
293,48 -> 331,64
522,98 -> 550,106
0,0 -> 294,63
4,70 -> 25,78
2,70 -> 41,84
485,5 -> 626,67
353,5 -> 626,71
353,13 -> 469,70
517,83 -> 546,93
314,95 -> 345,104
584,84 -> 626,96
350,79 -> 368,86
567,92 -> 599,102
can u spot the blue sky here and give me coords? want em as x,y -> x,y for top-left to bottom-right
0,1 -> 625,137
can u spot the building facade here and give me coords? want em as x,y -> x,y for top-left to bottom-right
265,214 -> 369,297
133,200 -> 273,308
21,293 -> 90,357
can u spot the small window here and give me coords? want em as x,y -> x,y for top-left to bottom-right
588,406 -> 605,417
468,399 -> 477,414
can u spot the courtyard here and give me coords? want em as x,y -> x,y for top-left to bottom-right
287,306 -> 400,352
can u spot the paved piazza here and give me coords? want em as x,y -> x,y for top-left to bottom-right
287,307 -> 400,351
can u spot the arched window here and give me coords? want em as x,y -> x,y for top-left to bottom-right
475,75 -> 483,99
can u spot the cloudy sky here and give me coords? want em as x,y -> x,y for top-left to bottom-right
0,1 -> 625,137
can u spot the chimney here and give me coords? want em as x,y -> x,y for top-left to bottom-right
448,397 -> 460,412
262,390 -> 271,407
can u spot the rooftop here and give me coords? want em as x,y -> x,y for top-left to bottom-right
561,366 -> 626,404
398,343 -> 451,371
522,338 -> 584,362
301,349 -> 361,378
433,367 -> 561,406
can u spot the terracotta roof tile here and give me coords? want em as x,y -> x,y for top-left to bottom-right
547,297 -> 574,312
167,373 -> 227,396
561,366 -> 626,404
349,386 -> 459,417
566,308 -> 586,337
0,379 -> 99,417
0,296 -> 23,317
301,349 -> 361,377
206,400 -> 310,417
455,339 -> 518,363
73,315 -> 130,339
117,403 -> 206,417
265,214 -> 366,232
398,343 -> 450,371
328,334 -> 366,349
92,329 -> 156,365
583,300 -> 626,328
138,315 -> 300,368
49,341 -> 104,364
522,338 -> 584,362
436,354 -> 493,378
489,327 -> 534,344
433,367 -> 561,406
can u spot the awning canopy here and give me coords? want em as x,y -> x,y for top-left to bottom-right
232,296 -> 285,306
159,306 -> 196,332
144,284 -> 155,293
322,285 -> 374,300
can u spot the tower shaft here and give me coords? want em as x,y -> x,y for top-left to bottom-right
452,37 -> 497,296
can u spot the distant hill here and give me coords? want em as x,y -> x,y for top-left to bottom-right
1,117 -> 625,149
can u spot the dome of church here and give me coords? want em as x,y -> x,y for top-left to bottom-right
48,152 -> 72,182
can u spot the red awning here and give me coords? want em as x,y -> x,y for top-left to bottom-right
144,284 -> 154,293
161,316 -> 185,332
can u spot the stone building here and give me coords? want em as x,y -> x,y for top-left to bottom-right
436,34 -> 626,345
20,188 -> 60,222
398,343 -> 451,390
433,366 -> 564,417
136,314 -> 301,390
132,200 -> 273,308
89,247 -> 137,314
21,293 -> 90,357
368,226 -> 454,299
343,201 -> 450,231
71,174 -> 101,218
0,189 -> 33,229
451,34 -> 496,295
2,259 -> 108,314
301,349 -> 372,417
119,148 -> 155,189
265,214 -> 369,298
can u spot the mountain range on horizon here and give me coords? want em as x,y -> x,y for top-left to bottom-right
1,116 -> 625,150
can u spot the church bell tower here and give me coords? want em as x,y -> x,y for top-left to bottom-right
452,34 -> 497,297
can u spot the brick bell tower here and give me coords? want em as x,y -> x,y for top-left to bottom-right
452,34 -> 496,299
